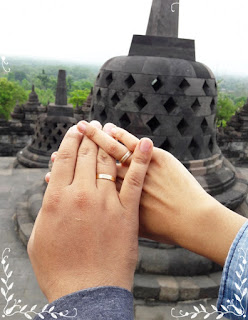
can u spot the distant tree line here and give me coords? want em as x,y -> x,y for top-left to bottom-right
0,61 -> 248,128
216,78 -> 247,127
0,61 -> 98,119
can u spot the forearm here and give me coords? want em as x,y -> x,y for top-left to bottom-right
169,195 -> 247,266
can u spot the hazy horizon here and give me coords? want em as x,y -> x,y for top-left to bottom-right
2,0 -> 248,77
3,55 -> 248,79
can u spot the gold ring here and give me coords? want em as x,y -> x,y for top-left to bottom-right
120,150 -> 133,164
96,174 -> 116,182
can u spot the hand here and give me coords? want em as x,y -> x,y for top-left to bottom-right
28,122 -> 153,302
75,121 -> 247,266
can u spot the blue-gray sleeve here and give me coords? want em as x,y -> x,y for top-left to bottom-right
33,286 -> 134,320
217,220 -> 248,319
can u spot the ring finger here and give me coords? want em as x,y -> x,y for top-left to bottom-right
96,146 -> 117,192
77,121 -> 138,166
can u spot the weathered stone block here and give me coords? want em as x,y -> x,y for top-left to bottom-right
157,276 -> 179,302
133,274 -> 160,300
177,277 -> 200,300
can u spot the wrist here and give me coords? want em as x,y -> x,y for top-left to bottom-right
177,195 -> 247,266
44,272 -> 134,303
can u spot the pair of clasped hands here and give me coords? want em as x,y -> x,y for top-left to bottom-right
28,120 -> 246,303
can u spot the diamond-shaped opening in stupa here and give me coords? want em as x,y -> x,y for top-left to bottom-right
201,118 -> 208,133
111,93 -> 120,107
119,113 -> 131,129
177,118 -> 189,136
124,74 -> 136,89
135,94 -> 148,111
96,89 -> 102,102
191,99 -> 201,113
203,80 -> 210,95
100,109 -> 107,122
209,137 -> 214,153
164,97 -> 177,114
189,138 -> 200,159
147,116 -> 160,133
210,98 -> 215,112
179,79 -> 190,91
160,139 -> 173,152
151,77 -> 163,92
106,72 -> 113,86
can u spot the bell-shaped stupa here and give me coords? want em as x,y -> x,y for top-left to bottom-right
16,70 -> 77,168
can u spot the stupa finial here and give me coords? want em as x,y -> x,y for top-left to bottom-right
146,0 -> 179,38
55,70 -> 67,105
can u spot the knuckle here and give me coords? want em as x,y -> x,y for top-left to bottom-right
77,146 -> 92,158
129,142 -> 137,152
133,153 -> 148,165
116,129 -> 125,141
107,143 -> 118,155
56,150 -> 72,162
127,173 -> 142,189
87,126 -> 97,139
74,190 -> 90,207
43,190 -> 61,212
98,152 -> 112,165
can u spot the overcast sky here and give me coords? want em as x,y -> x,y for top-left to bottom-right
1,0 -> 248,75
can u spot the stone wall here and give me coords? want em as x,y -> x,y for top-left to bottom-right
0,119 -> 33,156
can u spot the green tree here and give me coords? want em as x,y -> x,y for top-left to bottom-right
21,78 -> 31,90
7,72 -> 15,82
216,92 -> 238,127
33,88 -> 55,106
0,78 -> 28,119
67,76 -> 73,92
68,89 -> 90,108
14,71 -> 27,82
72,80 -> 92,91
37,69 -> 49,89
48,76 -> 57,95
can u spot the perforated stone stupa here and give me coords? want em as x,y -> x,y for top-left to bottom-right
218,98 -> 248,165
22,85 -> 46,125
0,86 -> 46,157
16,70 -> 77,168
91,0 -> 247,211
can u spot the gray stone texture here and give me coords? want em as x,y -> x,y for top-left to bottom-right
218,99 -> 248,166
133,275 -> 160,300
146,0 -> 179,38
0,86 -> 46,157
55,70 -> 67,105
16,70 -> 77,168
0,158 -> 47,320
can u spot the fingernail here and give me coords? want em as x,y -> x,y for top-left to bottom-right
90,120 -> 102,129
111,128 -> 117,135
70,125 -> 78,133
139,139 -> 152,153
104,123 -> 116,135
77,122 -> 87,132
45,172 -> 50,183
